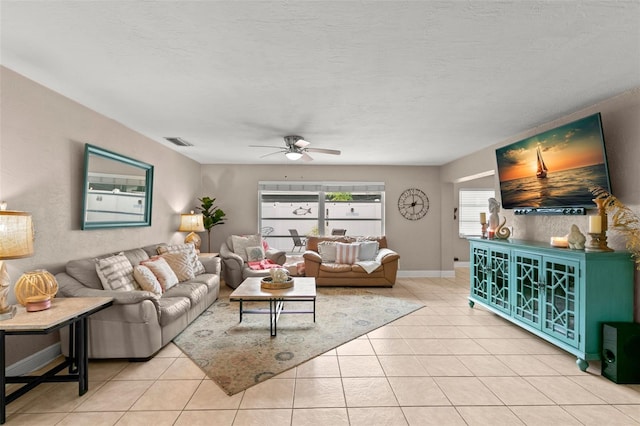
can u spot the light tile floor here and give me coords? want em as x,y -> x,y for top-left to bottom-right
5,268 -> 640,425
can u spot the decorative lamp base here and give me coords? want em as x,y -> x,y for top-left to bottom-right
0,305 -> 17,321
184,232 -> 202,252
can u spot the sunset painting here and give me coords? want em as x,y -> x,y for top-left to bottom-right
495,113 -> 611,209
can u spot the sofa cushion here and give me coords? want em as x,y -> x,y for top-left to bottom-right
358,241 -> 379,261
336,243 -> 359,264
190,273 -> 220,292
142,257 -> 179,291
163,282 -> 208,306
95,253 -> 139,292
319,263 -> 353,273
122,248 -> 150,268
157,297 -> 191,326
317,241 -> 337,262
246,245 -> 265,262
161,252 -> 195,282
133,265 -> 163,295
157,243 -> 205,275
66,257 -> 105,290
231,235 -> 261,261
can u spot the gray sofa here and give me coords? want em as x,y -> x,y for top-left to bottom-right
55,243 -> 220,359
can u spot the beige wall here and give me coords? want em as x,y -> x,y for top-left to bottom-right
200,165 -> 448,273
442,88 -> 640,319
1,67 -> 202,365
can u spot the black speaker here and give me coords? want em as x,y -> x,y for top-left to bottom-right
602,322 -> 640,384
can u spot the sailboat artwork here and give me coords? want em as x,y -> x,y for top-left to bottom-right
536,145 -> 548,178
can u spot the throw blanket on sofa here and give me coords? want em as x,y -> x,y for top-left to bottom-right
247,259 -> 282,270
356,260 -> 381,274
355,248 -> 395,273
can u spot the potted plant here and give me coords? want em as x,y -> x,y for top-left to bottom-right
197,196 -> 226,253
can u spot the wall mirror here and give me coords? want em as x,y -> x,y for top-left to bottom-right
82,143 -> 154,229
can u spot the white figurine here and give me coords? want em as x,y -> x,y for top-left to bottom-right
566,224 -> 586,250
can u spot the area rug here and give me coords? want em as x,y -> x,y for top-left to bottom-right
173,287 -> 423,395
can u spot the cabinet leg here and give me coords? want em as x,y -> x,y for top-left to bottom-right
576,358 -> 589,372
468,300 -> 475,308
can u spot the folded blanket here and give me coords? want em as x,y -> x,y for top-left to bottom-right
247,259 -> 282,270
356,260 -> 382,274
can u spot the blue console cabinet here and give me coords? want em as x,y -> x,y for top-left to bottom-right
468,238 -> 634,371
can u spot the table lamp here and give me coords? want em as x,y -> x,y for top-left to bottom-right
0,207 -> 35,320
178,211 -> 205,252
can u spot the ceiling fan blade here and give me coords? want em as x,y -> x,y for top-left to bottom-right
302,152 -> 314,162
306,148 -> 341,155
259,151 -> 284,158
249,145 -> 285,149
294,139 -> 310,148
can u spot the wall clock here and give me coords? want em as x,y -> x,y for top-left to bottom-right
398,188 -> 429,220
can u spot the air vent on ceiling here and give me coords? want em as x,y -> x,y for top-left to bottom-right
164,137 -> 193,147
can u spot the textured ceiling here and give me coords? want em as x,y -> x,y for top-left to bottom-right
2,1 -> 639,165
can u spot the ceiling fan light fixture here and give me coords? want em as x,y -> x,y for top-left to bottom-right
285,151 -> 303,161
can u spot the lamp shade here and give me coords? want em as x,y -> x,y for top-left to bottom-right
0,211 -> 34,260
14,269 -> 58,306
178,212 -> 205,233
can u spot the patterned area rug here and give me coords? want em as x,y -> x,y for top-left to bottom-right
173,287 -> 423,395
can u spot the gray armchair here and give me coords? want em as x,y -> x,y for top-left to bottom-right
219,235 -> 287,288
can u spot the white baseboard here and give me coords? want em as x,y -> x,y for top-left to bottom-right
454,261 -> 470,268
397,270 -> 456,278
6,343 -> 61,377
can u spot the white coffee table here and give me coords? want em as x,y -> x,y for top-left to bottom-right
229,277 -> 316,336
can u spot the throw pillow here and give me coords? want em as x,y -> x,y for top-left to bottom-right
246,245 -> 265,262
335,242 -> 360,265
133,265 -> 162,295
157,243 -> 205,275
95,253 -> 139,292
232,234 -> 262,262
358,241 -> 379,261
161,252 -> 195,282
317,241 -> 337,263
142,257 -> 179,291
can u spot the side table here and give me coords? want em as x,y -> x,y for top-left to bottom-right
0,297 -> 113,424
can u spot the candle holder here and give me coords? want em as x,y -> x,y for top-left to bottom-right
585,198 -> 613,252
481,222 -> 488,239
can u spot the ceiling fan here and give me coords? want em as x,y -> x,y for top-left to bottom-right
250,135 -> 341,161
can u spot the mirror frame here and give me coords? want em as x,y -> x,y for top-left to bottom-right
81,143 -> 154,230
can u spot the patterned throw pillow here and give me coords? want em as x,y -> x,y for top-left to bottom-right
246,246 -> 265,262
358,241 -> 379,261
161,252 -> 195,282
157,243 -> 205,275
142,257 -> 179,291
317,241 -> 337,262
335,243 -> 360,265
232,235 -> 262,261
133,265 -> 162,295
95,253 -> 138,292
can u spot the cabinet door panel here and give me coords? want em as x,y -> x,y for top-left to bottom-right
512,251 -> 542,328
542,257 -> 579,347
471,245 -> 490,303
489,248 -> 510,313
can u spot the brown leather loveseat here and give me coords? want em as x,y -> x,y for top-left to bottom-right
303,236 -> 399,287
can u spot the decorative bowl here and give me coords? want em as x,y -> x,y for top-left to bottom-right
260,277 -> 294,290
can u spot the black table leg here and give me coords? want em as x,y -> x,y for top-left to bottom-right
1,330 -> 6,425
77,317 -> 88,395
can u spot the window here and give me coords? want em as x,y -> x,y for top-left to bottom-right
459,189 -> 495,237
259,182 -> 385,252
